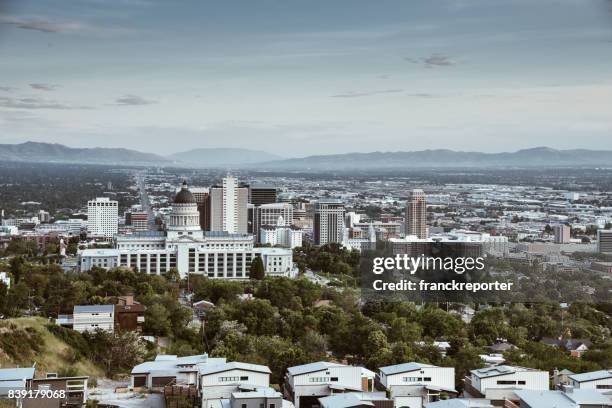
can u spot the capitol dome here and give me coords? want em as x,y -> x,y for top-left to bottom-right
174,181 -> 196,204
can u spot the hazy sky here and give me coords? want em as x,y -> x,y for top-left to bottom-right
1,0 -> 612,157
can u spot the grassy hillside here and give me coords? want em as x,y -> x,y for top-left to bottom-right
0,317 -> 104,378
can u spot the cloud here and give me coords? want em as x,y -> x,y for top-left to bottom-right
0,15 -> 85,33
330,89 -> 403,98
0,86 -> 17,92
405,53 -> 464,68
114,95 -> 157,106
29,83 -> 59,91
0,96 -> 91,110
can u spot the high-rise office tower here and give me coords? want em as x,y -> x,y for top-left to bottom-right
210,176 -> 248,233
87,197 -> 118,239
254,203 -> 293,242
314,200 -> 345,245
249,185 -> 277,205
553,224 -> 571,244
405,189 -> 426,239
598,230 -> 612,253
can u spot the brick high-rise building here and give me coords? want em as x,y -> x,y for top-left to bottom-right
314,200 -> 345,245
405,189 -> 426,239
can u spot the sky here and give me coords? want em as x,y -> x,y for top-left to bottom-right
0,0 -> 612,158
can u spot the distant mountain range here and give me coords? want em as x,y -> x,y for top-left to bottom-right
2,142 -> 612,169
0,141 -> 168,165
168,148 -> 282,167
255,147 -> 612,170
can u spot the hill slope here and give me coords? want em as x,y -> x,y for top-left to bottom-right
0,317 -> 104,377
0,141 -> 168,165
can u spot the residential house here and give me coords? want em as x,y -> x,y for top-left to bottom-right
229,388 -> 291,408
553,369 -> 575,390
284,362 -> 375,408
378,362 -> 456,408
131,354 -> 226,389
463,366 -> 549,405
542,338 -> 593,358
73,305 -> 115,333
318,392 -> 392,408
193,300 -> 215,319
487,339 -> 517,354
22,375 -> 88,408
113,295 -> 146,332
200,362 -> 272,407
514,389 -> 612,408
568,370 -> 612,393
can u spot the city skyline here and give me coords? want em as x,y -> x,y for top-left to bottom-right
1,0 -> 612,156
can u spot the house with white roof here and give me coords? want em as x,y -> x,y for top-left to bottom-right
200,362 -> 272,407
378,363 -> 456,408
284,362 -> 376,408
568,370 -> 612,393
464,366 -> 549,404
131,354 -> 226,389
73,304 -> 115,333
515,389 -> 612,408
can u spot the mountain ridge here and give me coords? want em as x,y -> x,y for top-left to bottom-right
1,142 -> 612,169
0,141 -> 168,165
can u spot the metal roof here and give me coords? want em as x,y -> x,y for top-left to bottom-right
424,400 -> 493,408
0,367 -> 35,381
379,362 -> 435,375
470,365 -> 541,379
515,390 -> 611,407
319,394 -> 375,408
569,369 -> 612,382
74,304 -> 115,313
287,361 -> 346,376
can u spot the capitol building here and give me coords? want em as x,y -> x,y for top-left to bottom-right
79,182 -> 297,279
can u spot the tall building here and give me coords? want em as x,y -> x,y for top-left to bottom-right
210,176 -> 248,233
405,189 -> 427,239
553,224 -> 571,244
598,230 -> 612,253
189,187 -> 211,231
87,197 -> 118,239
249,185 -> 277,205
254,203 -> 293,242
314,200 -> 345,245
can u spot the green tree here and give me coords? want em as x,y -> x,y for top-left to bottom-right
250,256 -> 265,280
